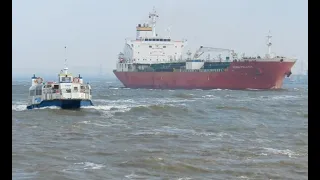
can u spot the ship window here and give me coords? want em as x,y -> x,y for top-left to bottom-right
61,77 -> 71,83
149,46 -> 152,48
53,85 -> 59,89
163,46 -> 166,48
160,39 -> 163,41
81,86 -> 85,89
168,39 -> 171,41
181,45 -> 184,47
66,89 -> 71,93
145,39 -> 148,41
156,39 -> 159,41
175,46 -> 177,48
29,90 -> 35,96
131,44 -> 133,47
152,39 -> 156,41
74,87 -> 78,91
35,86 -> 42,95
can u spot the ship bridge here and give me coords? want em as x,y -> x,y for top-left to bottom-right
117,7 -> 187,71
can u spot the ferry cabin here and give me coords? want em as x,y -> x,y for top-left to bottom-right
28,73 -> 92,106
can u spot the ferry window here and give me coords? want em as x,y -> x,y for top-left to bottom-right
152,39 -> 155,41
156,39 -> 159,41
149,45 -> 152,48
74,87 -> 78,91
30,90 -> 35,96
53,85 -> 59,89
66,77 -> 71,82
81,86 -> 85,89
66,89 -> 71,93
145,39 -> 149,41
175,46 -> 177,48
168,39 -> 171,41
160,39 -> 163,41
181,45 -> 184,47
61,77 -> 71,82
90,89 -> 92,94
131,44 -> 133,47
36,87 -> 42,95
163,46 -> 166,48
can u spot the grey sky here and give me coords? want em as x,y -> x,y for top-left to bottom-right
13,0 -> 307,77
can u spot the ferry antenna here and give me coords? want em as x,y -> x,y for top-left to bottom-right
64,46 -> 68,74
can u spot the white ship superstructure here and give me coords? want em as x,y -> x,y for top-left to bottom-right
117,8 -> 187,72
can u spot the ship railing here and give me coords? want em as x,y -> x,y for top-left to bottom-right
41,90 -> 90,101
176,68 -> 227,73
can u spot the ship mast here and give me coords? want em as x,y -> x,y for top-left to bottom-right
266,30 -> 272,58
63,46 -> 68,74
149,7 -> 159,37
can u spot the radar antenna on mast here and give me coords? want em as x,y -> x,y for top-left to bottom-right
266,30 -> 272,58
149,6 -> 159,37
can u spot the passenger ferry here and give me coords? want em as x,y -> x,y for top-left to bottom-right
27,64 -> 94,110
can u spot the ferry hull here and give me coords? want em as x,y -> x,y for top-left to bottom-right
113,61 -> 295,90
27,99 -> 94,110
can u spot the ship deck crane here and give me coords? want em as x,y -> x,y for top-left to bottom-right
193,46 -> 237,60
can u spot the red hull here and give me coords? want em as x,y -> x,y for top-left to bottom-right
113,61 -> 295,90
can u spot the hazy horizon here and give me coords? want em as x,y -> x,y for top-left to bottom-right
13,0 -> 308,77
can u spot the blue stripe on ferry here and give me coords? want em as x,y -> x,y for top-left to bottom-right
186,60 -> 202,62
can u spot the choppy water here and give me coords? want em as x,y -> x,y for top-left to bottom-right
12,79 -> 308,180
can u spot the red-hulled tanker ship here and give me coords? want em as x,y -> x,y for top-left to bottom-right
113,8 -> 296,90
